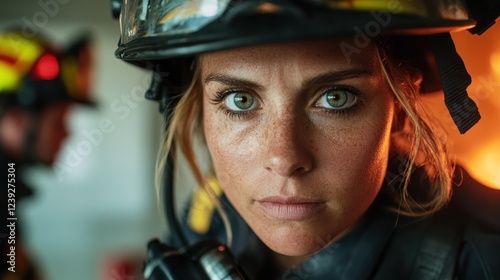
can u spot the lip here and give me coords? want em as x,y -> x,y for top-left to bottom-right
256,196 -> 326,221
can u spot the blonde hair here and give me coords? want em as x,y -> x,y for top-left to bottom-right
156,44 -> 454,240
155,62 -> 234,245
377,46 -> 453,216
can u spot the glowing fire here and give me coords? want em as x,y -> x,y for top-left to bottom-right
465,139 -> 500,188
492,52 -> 500,78
423,25 -> 500,190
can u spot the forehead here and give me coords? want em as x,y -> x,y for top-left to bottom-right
200,38 -> 379,73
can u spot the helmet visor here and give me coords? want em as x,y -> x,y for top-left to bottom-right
120,0 -> 231,44
119,0 -> 470,44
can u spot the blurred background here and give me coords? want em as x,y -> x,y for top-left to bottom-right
1,0 -> 164,279
0,1 -> 499,280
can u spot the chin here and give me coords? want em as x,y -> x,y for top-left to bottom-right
257,224 -> 338,257
270,243 -> 323,257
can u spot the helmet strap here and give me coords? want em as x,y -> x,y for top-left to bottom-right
146,59 -> 193,115
430,33 -> 480,134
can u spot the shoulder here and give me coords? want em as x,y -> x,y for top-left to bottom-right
457,218 -> 500,279
372,182 -> 500,280
452,165 -> 500,232
451,166 -> 500,279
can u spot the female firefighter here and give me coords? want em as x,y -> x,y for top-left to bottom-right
111,1 -> 500,279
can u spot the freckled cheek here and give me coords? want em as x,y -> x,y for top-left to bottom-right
317,119 -> 391,193
206,138 -> 257,205
204,117 -> 261,191
352,132 -> 390,190
346,139 -> 388,186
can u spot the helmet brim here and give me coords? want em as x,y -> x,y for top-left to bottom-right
116,11 -> 475,62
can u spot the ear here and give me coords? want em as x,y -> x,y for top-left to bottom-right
0,108 -> 31,155
408,65 -> 423,90
391,104 -> 406,133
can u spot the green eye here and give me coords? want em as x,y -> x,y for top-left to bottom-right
326,90 -> 348,107
317,88 -> 357,109
225,92 -> 257,111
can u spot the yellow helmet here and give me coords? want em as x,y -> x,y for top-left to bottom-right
0,29 -> 94,113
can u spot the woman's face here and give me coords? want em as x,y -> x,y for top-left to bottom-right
202,39 -> 395,257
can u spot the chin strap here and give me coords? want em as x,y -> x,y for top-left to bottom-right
144,58 -> 194,114
431,33 -> 480,134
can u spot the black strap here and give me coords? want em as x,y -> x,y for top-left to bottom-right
431,33 -> 480,134
466,0 -> 500,35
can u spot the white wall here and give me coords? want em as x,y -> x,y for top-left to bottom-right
1,1 -> 165,279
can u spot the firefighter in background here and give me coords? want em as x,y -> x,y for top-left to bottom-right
0,29 -> 94,280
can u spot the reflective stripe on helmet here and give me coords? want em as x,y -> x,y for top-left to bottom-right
0,32 -> 44,93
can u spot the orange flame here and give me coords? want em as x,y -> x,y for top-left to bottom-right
492,52 -> 500,78
464,138 -> 500,188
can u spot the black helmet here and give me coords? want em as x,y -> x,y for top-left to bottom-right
111,0 -> 500,133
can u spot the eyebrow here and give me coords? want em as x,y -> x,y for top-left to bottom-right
302,68 -> 373,88
204,73 -> 265,91
204,68 -> 373,90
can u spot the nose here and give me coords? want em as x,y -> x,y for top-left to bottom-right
263,113 -> 314,177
